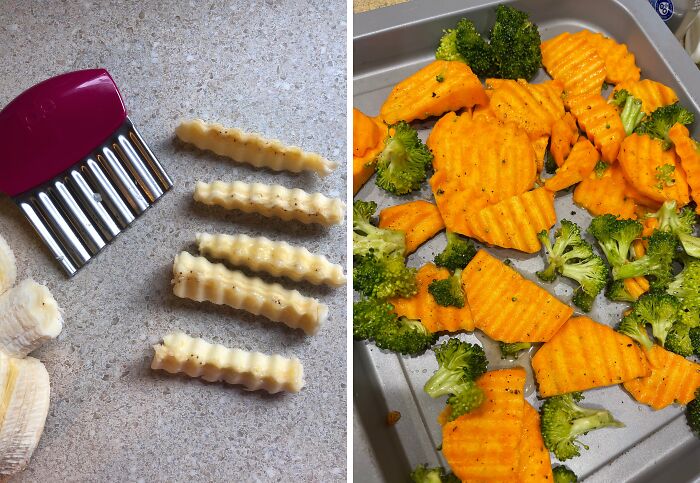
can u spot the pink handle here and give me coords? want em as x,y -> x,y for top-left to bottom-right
0,69 -> 127,197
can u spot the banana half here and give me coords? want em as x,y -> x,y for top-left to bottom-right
0,354 -> 50,475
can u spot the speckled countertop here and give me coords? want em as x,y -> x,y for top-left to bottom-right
0,1 -> 346,481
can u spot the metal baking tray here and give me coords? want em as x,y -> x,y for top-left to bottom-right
353,1 -> 700,481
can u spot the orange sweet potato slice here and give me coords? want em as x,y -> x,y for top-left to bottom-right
486,79 -> 564,138
573,165 -> 638,219
353,108 -> 382,157
623,345 -> 700,410
532,135 -> 549,173
611,79 -> 678,114
545,138 -> 599,191
427,111 -> 473,172
532,316 -> 651,397
442,368 -> 526,482
623,276 -> 650,300
669,123 -> 700,212
467,188 -> 557,253
391,263 -> 475,333
380,60 -> 488,124
568,93 -> 625,163
578,30 -> 640,84
541,31 -> 606,104
618,133 -> 690,205
472,104 -> 499,123
379,200 -> 445,255
462,250 -> 573,342
518,403 -> 554,483
550,113 -> 580,167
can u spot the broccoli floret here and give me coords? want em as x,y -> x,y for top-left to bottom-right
594,160 -> 609,178
665,322 -> 694,357
545,150 -> 558,174
648,200 -> 700,258
687,389 -> 700,437
375,121 -> 433,195
488,5 -> 542,80
353,253 -> 418,299
691,327 -> 700,356
540,392 -> 624,461
668,260 -> 700,327
435,29 -> 466,62
609,89 -> 645,135
537,220 -> 608,311
434,231 -> 477,271
353,200 -> 405,259
424,339 -> 488,420
633,292 -> 681,347
453,19 -> 496,77
617,314 -> 653,350
499,341 -> 532,359
612,230 -> 677,290
410,465 -> 460,483
589,214 -> 643,269
552,465 -> 578,483
635,103 -> 695,150
428,269 -> 465,308
353,299 -> 437,355
605,279 -> 639,302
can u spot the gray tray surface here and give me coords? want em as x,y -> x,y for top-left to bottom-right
354,1 -> 700,481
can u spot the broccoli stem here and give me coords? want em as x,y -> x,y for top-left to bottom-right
619,96 -> 644,135
570,412 -> 624,440
424,368 -> 463,398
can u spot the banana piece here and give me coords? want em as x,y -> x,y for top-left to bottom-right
0,279 -> 63,358
152,331 -> 304,393
175,119 -> 337,176
0,234 -> 17,296
196,233 -> 346,287
0,353 -> 50,475
193,180 -> 345,226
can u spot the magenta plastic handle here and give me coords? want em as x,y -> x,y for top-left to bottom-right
0,69 -> 127,197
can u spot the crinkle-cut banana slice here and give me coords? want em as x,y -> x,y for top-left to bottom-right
0,279 -> 63,358
172,252 -> 327,335
196,233 -> 346,287
175,119 -> 337,177
0,234 -> 17,296
193,180 -> 345,226
0,353 -> 50,475
151,331 -> 304,393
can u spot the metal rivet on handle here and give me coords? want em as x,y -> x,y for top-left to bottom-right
84,158 -> 135,228
52,180 -> 106,254
69,169 -> 121,240
115,134 -> 163,201
18,202 -> 77,276
34,192 -> 90,265
100,147 -> 149,214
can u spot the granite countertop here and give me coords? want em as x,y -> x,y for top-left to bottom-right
0,1 -> 346,481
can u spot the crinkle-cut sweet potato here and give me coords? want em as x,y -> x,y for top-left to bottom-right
485,78 -> 564,139
550,113 -> 580,167
391,263 -> 475,333
518,403 -> 554,483
352,109 -> 386,194
669,123 -> 700,213
618,133 -> 690,206
466,188 -> 557,253
532,135 -> 549,173
623,345 -> 700,410
472,104 -> 500,123
578,30 -> 640,84
541,31 -> 606,105
430,119 -> 537,237
573,165 -> 638,219
379,200 -> 445,255
568,93 -> 626,163
532,316 -> 651,397
611,79 -> 678,114
462,250 -> 573,342
442,368 -> 526,482
427,111 -> 472,172
624,276 -> 650,300
545,138 -> 599,191
380,60 -> 488,124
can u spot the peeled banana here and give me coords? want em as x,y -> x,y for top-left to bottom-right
0,279 -> 63,358
0,353 -> 50,475
0,234 -> 17,296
